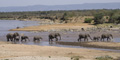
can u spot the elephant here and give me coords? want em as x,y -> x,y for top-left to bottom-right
6,33 -> 14,41
78,34 -> 92,42
93,36 -> 100,42
13,32 -> 20,41
49,33 -> 61,42
101,33 -> 113,42
21,36 -> 30,41
6,32 -> 20,42
33,36 -> 42,41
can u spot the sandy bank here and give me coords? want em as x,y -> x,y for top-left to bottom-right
0,41 -> 119,60
10,23 -> 94,31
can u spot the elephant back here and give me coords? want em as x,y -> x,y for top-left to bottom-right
6,33 -> 14,38
14,32 -> 19,36
13,32 -> 19,37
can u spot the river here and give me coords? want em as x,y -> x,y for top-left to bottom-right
0,20 -> 120,52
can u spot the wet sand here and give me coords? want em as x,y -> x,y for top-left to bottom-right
57,42 -> 120,50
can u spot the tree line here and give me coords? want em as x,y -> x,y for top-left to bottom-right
0,9 -> 120,24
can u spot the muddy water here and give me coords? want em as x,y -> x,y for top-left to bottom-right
0,20 -> 120,52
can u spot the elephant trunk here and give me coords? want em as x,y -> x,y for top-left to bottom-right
88,34 -> 92,40
89,36 -> 92,40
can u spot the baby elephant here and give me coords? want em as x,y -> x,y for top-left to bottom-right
33,36 -> 42,41
21,36 -> 29,41
93,36 -> 100,42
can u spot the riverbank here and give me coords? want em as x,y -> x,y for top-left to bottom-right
10,23 -> 94,31
57,42 -> 120,50
0,41 -> 119,60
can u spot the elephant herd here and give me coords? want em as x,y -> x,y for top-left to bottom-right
78,33 -> 113,42
6,32 -> 113,42
6,32 -> 30,42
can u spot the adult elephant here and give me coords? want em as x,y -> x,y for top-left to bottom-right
6,32 -> 20,42
49,33 -> 61,42
6,33 -> 14,41
101,33 -> 113,42
13,32 -> 20,41
78,34 -> 92,42
21,36 -> 30,41
33,36 -> 42,41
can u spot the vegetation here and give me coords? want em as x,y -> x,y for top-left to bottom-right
0,9 -> 120,24
94,13 -> 104,24
84,18 -> 93,23
71,56 -> 84,60
95,55 -> 113,60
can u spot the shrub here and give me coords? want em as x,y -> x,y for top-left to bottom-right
84,18 -> 93,23
94,13 -> 105,24
95,55 -> 113,60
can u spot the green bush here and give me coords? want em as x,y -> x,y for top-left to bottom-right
84,18 -> 93,23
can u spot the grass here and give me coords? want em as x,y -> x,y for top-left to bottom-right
95,55 -> 113,60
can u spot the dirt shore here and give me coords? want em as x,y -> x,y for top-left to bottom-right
0,41 -> 120,60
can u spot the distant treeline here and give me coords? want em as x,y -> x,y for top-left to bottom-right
0,9 -> 120,24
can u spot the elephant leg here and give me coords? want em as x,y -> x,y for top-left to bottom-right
56,37 -> 58,41
21,39 -> 23,41
25,39 -> 27,42
84,38 -> 86,42
102,38 -> 104,42
107,38 -> 109,42
108,37 -> 111,42
7,38 -> 9,42
10,38 -> 12,41
49,38 -> 51,42
13,38 -> 15,41
97,39 -> 99,42
86,38 -> 88,42
51,39 -> 53,41
100,38 -> 102,42
78,38 -> 80,42
79,38 -> 82,42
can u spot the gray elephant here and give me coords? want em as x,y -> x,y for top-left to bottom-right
49,33 -> 61,42
101,33 -> 113,42
78,34 -> 92,42
6,32 -> 20,42
93,36 -> 100,42
13,32 -> 20,41
33,36 -> 42,41
21,36 -> 29,41
6,33 -> 14,41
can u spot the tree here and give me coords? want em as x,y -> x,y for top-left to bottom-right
94,13 -> 104,24
111,14 -> 120,24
